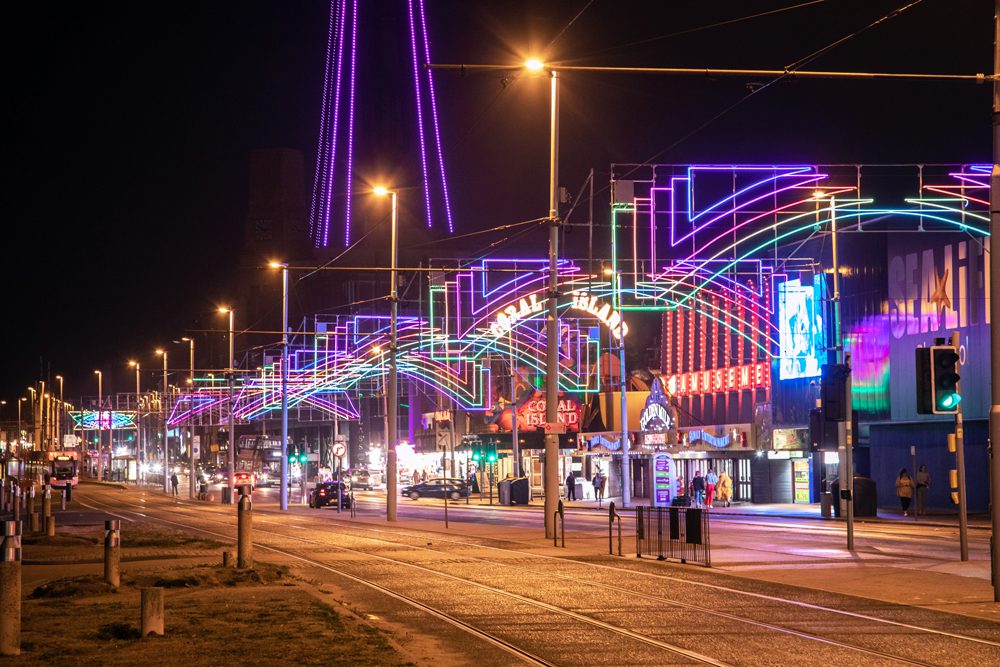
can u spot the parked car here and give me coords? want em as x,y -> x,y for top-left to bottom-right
347,468 -> 372,490
309,481 -> 352,509
401,477 -> 470,501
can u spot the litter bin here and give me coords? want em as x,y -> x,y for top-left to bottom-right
510,477 -> 530,505
221,486 -> 232,504
497,479 -> 512,505
671,494 -> 691,507
829,476 -> 877,517
820,491 -> 833,518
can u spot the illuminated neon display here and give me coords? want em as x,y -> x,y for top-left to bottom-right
70,411 -> 137,430
664,362 -> 769,397
777,276 -> 825,380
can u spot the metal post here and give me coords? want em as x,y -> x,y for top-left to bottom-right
227,311 -> 235,504
0,521 -> 21,656
544,68 -> 561,540
830,196 -> 854,550
162,352 -> 170,494
387,191 -> 399,522
27,487 -> 37,533
187,338 -> 196,500
989,0 -> 1000,602
104,519 -> 120,588
617,272 -> 631,507
42,484 -> 51,520
96,371 -> 103,483
951,330 -> 969,561
237,486 -> 253,569
280,265 -> 289,511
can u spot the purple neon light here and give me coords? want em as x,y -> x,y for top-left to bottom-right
324,0 -> 349,247
407,0 -> 433,230
343,0 -> 358,246
309,0 -> 337,244
417,0 -> 455,233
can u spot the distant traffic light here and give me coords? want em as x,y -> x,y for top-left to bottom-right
487,443 -> 497,463
471,444 -> 482,461
930,345 -> 961,413
299,452 -> 308,464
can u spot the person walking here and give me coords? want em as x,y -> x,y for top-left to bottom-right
895,468 -> 914,516
593,471 -> 605,504
705,468 -> 719,508
915,464 -> 931,516
412,469 -> 420,485
565,473 -> 576,501
170,472 -> 179,496
717,469 -> 733,507
692,471 -> 706,508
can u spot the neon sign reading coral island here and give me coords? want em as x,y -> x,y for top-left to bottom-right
569,292 -> 628,340
487,291 -> 628,341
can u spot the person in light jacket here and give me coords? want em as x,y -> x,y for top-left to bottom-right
895,468 -> 915,516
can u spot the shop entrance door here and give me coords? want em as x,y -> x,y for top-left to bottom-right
631,458 -> 650,499
736,458 -> 752,502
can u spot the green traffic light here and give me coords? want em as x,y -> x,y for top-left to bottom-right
939,393 -> 961,410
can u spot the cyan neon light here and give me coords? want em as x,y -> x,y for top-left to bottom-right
70,411 -> 137,430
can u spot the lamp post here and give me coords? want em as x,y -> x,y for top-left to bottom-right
374,186 -> 399,522
155,350 -> 169,493
93,371 -> 102,480
27,386 -> 37,450
55,375 -> 64,449
129,361 -> 143,482
269,262 -> 290,511
17,398 -> 26,450
219,307 -> 236,504
181,338 -> 196,499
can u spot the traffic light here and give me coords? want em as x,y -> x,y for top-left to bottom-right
288,450 -> 299,464
486,443 -> 497,463
915,347 -> 933,414
298,452 -> 308,464
471,444 -> 482,462
820,363 -> 850,422
930,345 -> 961,413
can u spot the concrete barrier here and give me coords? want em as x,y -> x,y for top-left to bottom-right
140,587 -> 164,637
0,521 -> 22,656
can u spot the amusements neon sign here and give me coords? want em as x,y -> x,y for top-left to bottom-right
664,361 -> 769,397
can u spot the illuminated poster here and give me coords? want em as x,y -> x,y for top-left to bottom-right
778,277 -> 825,380
793,459 -> 811,503
652,454 -> 674,507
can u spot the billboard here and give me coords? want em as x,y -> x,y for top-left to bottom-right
777,276 -> 825,380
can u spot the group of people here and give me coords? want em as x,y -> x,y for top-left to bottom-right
690,468 -> 732,508
895,465 -> 931,516
563,470 -> 605,502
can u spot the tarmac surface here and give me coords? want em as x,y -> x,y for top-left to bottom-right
15,479 -> 994,666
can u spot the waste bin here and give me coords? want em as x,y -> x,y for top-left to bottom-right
820,491 -> 832,518
829,476 -> 877,517
221,486 -> 232,504
497,479 -> 512,505
671,494 -> 691,507
510,477 -> 530,505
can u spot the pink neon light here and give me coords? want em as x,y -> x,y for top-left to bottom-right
324,0 -> 349,248
309,0 -> 337,245
417,0 -> 455,233
407,0 -> 433,230
343,0 -> 358,246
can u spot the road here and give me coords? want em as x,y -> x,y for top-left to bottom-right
70,483 -> 999,666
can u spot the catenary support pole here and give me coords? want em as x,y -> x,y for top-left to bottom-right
952,330 -> 969,561
544,68 -> 560,540
989,0 -> 1000,603
387,191 -> 399,522
280,265 -> 289,511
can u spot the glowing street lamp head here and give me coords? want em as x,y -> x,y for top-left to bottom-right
93,370 -> 101,376
155,349 -> 165,356
268,260 -> 287,269
524,58 -> 545,72
128,360 -> 138,368
373,185 -> 390,197
217,306 -> 231,315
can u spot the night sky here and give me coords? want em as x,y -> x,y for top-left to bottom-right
6,0 -> 992,405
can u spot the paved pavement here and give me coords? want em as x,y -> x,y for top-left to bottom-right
61,482 -> 999,665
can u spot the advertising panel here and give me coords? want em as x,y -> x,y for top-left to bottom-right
652,453 -> 675,507
777,276 -> 825,380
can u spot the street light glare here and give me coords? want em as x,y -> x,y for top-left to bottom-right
373,185 -> 390,196
218,306 -> 231,314
128,360 -> 137,367
268,260 -> 286,269
155,349 -> 165,356
525,58 -> 544,72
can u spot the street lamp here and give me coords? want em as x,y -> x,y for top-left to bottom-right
523,57 -> 562,538
218,307 -> 236,503
17,398 -> 26,450
129,360 -> 144,482
155,349 -> 169,494
93,371 -> 102,480
269,261 -> 290,511
55,375 -> 64,449
373,186 -> 399,522
27,386 -> 37,449
181,337 -> 197,499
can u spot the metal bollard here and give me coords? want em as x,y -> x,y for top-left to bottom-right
104,519 -> 121,587
237,487 -> 253,569
64,482 -> 72,503
61,486 -> 67,510
45,514 -> 56,537
222,550 -> 235,567
0,521 -> 22,656
25,487 -> 35,524
28,512 -> 39,534
11,488 -> 20,526
42,484 -> 52,520
140,587 -> 164,637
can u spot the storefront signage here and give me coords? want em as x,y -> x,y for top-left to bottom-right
487,291 -> 628,341
652,454 -> 674,507
581,432 -> 622,452
568,291 -> 628,340
489,294 -> 544,337
639,377 -> 673,431
664,361 -> 769,397
512,392 -> 581,431
685,428 -> 748,449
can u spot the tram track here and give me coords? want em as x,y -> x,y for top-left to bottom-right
77,490 -> 1000,665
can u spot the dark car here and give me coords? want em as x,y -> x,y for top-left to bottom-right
309,481 -> 352,509
401,478 -> 470,501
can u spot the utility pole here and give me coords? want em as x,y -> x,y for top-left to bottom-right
951,330 -> 969,561
829,196 -> 855,550
544,68 -> 560,540
277,263 -> 290,512
183,338 -> 196,499
989,0 -> 1000,603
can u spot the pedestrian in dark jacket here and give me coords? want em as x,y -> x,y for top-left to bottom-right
692,472 -> 706,507
565,473 -> 576,501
